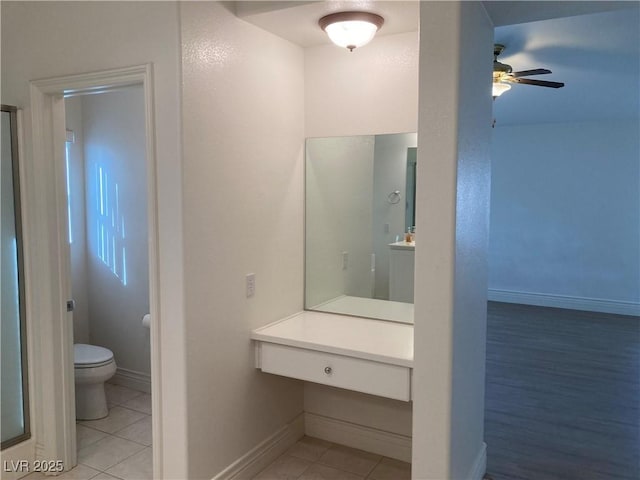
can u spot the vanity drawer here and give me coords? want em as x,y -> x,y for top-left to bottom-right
259,343 -> 411,401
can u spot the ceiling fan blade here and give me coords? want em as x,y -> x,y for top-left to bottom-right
511,69 -> 552,78
511,78 -> 565,88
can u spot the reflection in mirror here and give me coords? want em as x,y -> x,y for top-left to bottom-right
1,105 -> 30,449
305,133 -> 417,323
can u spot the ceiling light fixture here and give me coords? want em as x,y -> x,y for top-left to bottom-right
319,11 -> 384,52
492,82 -> 511,98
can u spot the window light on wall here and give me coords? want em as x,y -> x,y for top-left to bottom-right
95,164 -> 127,286
65,130 -> 74,244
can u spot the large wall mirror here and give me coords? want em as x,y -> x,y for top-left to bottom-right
1,105 -> 30,449
305,133 -> 417,324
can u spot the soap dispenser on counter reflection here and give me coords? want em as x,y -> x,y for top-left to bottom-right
404,226 -> 415,243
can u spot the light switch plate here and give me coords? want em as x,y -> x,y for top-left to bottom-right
246,273 -> 256,298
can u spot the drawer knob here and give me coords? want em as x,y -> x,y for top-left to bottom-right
324,366 -> 332,375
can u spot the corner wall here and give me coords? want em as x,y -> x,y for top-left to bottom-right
412,2 -> 493,478
180,3 -> 306,478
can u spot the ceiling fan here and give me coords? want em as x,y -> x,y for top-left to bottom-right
493,44 -> 565,97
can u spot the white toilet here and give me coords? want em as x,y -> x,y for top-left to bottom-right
74,344 -> 117,420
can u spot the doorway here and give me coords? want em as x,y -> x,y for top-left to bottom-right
28,65 -> 163,477
65,86 -> 153,478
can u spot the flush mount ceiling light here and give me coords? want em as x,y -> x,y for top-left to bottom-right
319,11 -> 384,52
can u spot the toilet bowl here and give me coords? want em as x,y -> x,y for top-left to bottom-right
74,344 -> 117,420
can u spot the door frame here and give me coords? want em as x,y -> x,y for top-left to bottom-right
29,64 -> 163,475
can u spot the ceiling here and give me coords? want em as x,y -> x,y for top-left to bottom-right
493,6 -> 639,125
235,1 -> 420,47
235,1 -> 640,126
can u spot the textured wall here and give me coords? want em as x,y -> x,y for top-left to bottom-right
180,3 -> 305,477
305,31 -> 419,138
413,2 -> 493,478
1,2 -> 186,475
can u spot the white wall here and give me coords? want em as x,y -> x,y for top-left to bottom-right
304,31 -> 418,447
180,3 -> 305,477
81,87 -> 151,376
65,96 -> 90,345
304,383 -> 412,436
1,2 -> 187,476
490,120 -> 640,314
372,133 -> 418,300
305,136 -> 375,307
305,31 -> 419,138
413,2 -> 492,478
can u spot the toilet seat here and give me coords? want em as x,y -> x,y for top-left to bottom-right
74,344 -> 114,369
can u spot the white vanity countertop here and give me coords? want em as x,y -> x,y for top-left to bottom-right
310,295 -> 414,324
389,241 -> 415,250
251,310 -> 414,368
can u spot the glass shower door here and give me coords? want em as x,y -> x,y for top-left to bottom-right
1,105 -> 30,449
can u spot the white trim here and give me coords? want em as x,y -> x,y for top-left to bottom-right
488,289 -> 640,316
31,65 -> 151,97
110,368 -> 151,394
28,65 -> 164,476
304,413 -> 412,463
28,83 -> 77,470
0,439 -> 35,480
466,442 -> 487,480
212,414 -> 305,480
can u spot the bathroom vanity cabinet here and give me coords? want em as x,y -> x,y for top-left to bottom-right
389,241 -> 415,303
252,311 -> 414,401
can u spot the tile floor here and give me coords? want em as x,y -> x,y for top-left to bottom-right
21,386 -> 405,480
23,383 -> 152,480
253,436 -> 411,480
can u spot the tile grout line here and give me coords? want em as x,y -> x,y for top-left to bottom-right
365,456 -> 384,479
77,385 -> 152,479
293,456 -> 313,480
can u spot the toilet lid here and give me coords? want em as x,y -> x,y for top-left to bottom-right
74,344 -> 114,367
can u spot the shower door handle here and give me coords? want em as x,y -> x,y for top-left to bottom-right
66,299 -> 76,312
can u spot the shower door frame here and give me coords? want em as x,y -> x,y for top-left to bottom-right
1,105 -> 31,451
28,65 -> 164,475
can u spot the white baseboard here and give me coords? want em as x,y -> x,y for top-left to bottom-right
304,413 -> 412,463
466,442 -> 487,480
109,367 -> 151,394
488,289 -> 640,316
212,414 -> 304,480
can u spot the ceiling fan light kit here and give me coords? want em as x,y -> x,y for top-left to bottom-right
492,82 -> 512,97
319,11 -> 384,51
492,43 -> 565,98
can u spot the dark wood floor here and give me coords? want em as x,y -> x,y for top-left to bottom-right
484,302 -> 640,480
